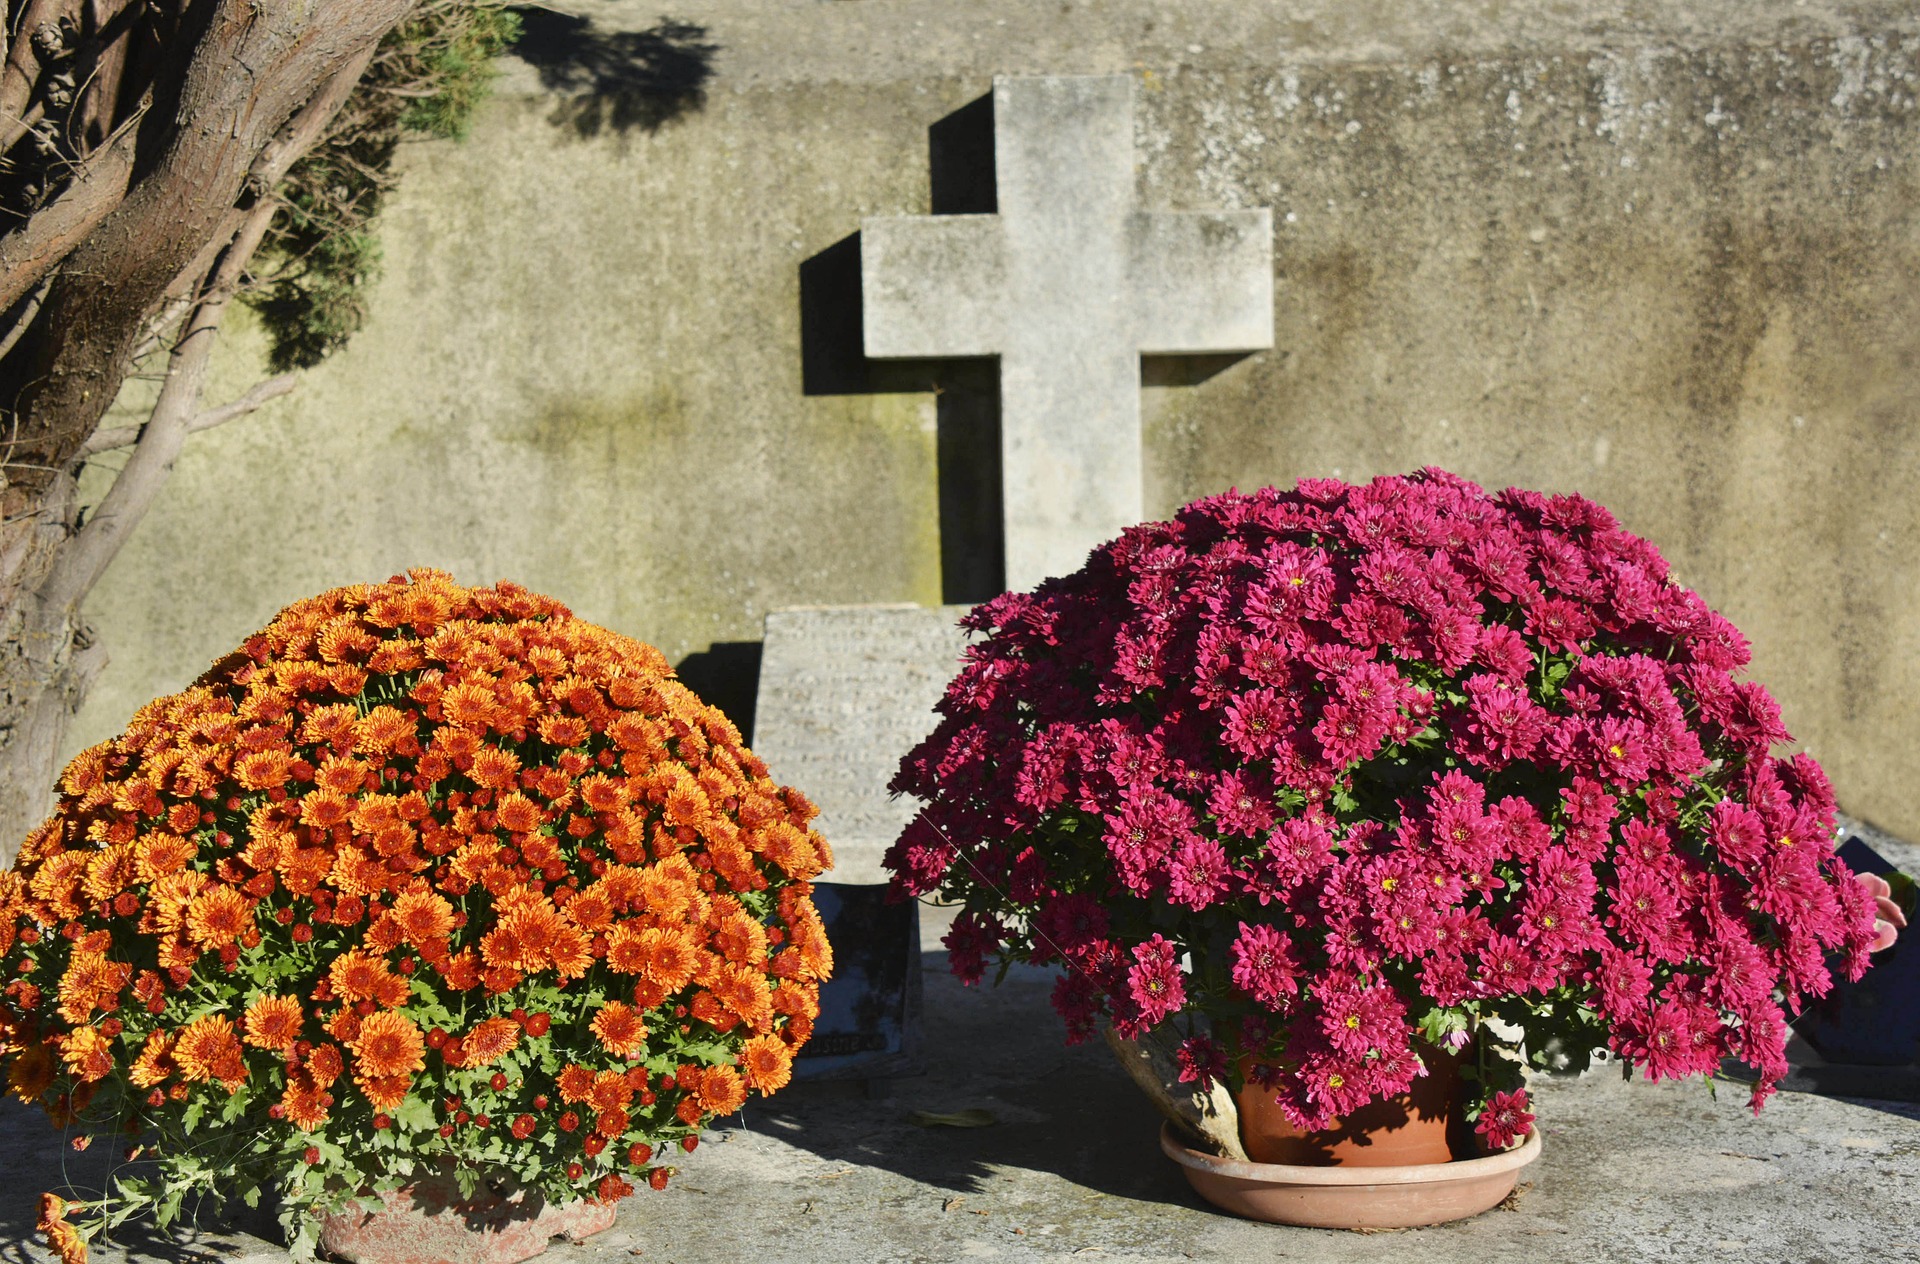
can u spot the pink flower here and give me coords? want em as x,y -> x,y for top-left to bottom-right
1222,689 -> 1295,758
1167,839 -> 1233,911
1208,769 -> 1275,837
1175,1036 -> 1229,1090
1125,935 -> 1186,1028
1475,1089 -> 1535,1150
883,471 -> 1873,1132
1456,674 -> 1551,768
1229,922 -> 1301,1009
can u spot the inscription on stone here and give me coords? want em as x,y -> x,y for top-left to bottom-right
752,604 -> 975,885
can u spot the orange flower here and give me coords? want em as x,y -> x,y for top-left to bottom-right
300,702 -> 361,751
307,1043 -> 344,1086
133,832 -> 195,884
494,792 -> 543,834
773,980 -> 822,1020
593,1106 -> 629,1137
708,962 -> 774,1032
80,844 -> 136,905
663,773 -> 710,829
242,995 -> 305,1051
441,680 -> 498,729
128,1031 -> 175,1088
281,1083 -> 331,1131
606,924 -> 697,992
37,1192 -> 87,1264
695,1064 -> 746,1116
588,1070 -> 633,1112
449,1017 -> 521,1069
740,1034 -> 793,1094
173,1015 -> 246,1088
557,1064 -> 597,1104
356,1071 -> 412,1110
563,888 -> 613,932
390,887 -> 456,946
234,749 -> 293,791
328,950 -> 410,1008
547,921 -> 592,980
711,906 -> 769,967
315,755 -> 370,795
589,1002 -> 647,1058
537,715 -> 590,747
7,1042 -> 55,1102
184,885 -> 253,950
298,789 -> 353,829
480,901 -> 564,974
56,952 -> 131,1025
58,1027 -> 115,1084
354,705 -> 416,755
469,748 -> 521,792
578,775 -> 628,813
350,1011 -> 426,1079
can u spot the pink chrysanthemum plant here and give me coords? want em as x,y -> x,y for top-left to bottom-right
883,471 -> 1881,1152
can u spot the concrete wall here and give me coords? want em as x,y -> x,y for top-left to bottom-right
72,1 -> 1920,838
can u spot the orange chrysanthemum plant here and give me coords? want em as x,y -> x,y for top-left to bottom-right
0,571 -> 834,1262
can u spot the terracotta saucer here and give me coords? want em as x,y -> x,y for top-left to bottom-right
1160,1122 -> 1542,1229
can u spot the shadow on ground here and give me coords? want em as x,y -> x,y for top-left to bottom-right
511,9 -> 717,137
719,951 -> 1196,1208
0,1103 -> 280,1262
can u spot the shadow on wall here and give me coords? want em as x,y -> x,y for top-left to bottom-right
673,641 -> 763,745
511,9 -> 718,136
798,92 -> 1006,605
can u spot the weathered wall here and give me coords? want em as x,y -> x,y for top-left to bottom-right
71,1 -> 1920,837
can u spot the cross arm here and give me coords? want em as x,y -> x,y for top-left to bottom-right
1128,209 -> 1274,355
861,214 -> 1006,359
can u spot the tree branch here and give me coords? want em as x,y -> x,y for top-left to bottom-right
34,194 -> 276,614
0,0 -> 417,501
77,371 -> 296,457
0,99 -> 145,313
0,277 -> 50,362
0,0 -> 71,155
248,41 -> 379,193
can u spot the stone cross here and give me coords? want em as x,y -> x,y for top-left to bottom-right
862,74 -> 1274,590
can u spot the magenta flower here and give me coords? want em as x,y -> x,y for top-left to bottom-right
1476,1090 -> 1536,1150
885,472 -> 1883,1132
1126,935 -> 1187,1028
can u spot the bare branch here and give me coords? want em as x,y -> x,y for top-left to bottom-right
140,40 -> 381,357
249,42 -> 379,193
0,99 -> 145,313
77,371 -> 296,457
0,276 -> 50,360
34,194 -> 277,614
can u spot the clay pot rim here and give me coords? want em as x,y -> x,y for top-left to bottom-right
1159,1121 -> 1542,1186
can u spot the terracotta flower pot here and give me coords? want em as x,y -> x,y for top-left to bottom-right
1233,1052 -> 1463,1168
318,1174 -> 622,1264
1162,1122 -> 1541,1229
1167,1050 -> 1537,1228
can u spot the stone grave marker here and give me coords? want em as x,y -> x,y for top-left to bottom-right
757,74 -> 1274,1079
752,605 -> 973,1079
862,73 -> 1274,589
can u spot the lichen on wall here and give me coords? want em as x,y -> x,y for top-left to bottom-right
70,8 -> 1920,840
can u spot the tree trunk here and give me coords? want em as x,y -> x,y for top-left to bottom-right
0,3 -> 412,862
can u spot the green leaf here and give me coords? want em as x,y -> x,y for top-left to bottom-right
394,1093 -> 438,1133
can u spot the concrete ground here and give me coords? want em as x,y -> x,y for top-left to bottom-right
2,932 -> 1916,1264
